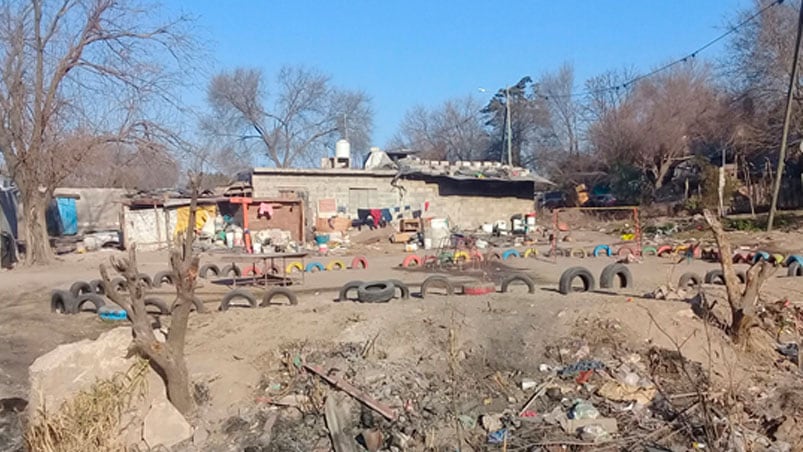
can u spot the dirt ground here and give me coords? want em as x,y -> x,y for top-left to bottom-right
2,227 -> 803,450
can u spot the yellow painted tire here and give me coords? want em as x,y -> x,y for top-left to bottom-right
523,248 -> 539,258
453,251 -> 470,263
326,260 -> 346,271
772,254 -> 785,265
570,248 -> 587,258
286,262 -> 303,274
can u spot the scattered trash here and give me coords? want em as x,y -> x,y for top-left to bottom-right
597,381 -> 656,405
98,306 -> 127,321
558,360 -> 605,377
521,378 -> 537,390
480,413 -> 503,433
487,428 -> 509,444
569,400 -> 600,420
519,410 -> 537,418
776,342 -> 799,359
575,370 -> 594,384
304,363 -> 396,421
457,414 -> 476,430
580,424 -> 612,442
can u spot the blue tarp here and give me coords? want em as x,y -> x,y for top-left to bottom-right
47,197 -> 78,236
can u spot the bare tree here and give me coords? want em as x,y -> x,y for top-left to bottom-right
389,96 -> 489,161
101,178 -> 203,415
63,142 -> 180,190
536,62 -> 581,156
703,209 -> 777,345
204,66 -> 373,168
587,63 -> 722,190
0,0 -> 195,264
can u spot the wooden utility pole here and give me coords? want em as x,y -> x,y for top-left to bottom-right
767,0 -> 803,231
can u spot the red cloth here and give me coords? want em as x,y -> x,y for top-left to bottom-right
369,209 -> 382,226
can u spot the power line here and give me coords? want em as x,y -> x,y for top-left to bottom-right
536,0 -> 785,100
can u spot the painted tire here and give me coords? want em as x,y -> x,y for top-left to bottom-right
732,253 -> 748,264
286,262 -> 304,273
305,262 -> 325,273
656,246 -> 674,257
570,248 -> 587,259
350,256 -> 369,270
243,264 -> 263,276
642,246 -> 658,256
752,251 -> 771,264
616,246 -> 634,257
402,255 -> 422,268
470,251 -> 484,262
772,254 -> 785,265
462,282 -> 496,295
784,255 -> 803,267
592,245 -> 611,257
523,248 -> 538,258
501,249 -> 521,260
453,251 -> 470,263
326,260 -> 346,271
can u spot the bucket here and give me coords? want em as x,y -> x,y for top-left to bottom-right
424,238 -> 432,250
252,242 -> 262,254
315,234 -> 330,245
233,229 -> 244,247
225,231 -> 235,248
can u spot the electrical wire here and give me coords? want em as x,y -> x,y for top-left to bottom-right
536,0 -> 785,100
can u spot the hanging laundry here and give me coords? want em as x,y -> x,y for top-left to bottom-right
258,202 -> 274,219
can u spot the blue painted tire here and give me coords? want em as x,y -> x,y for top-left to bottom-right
784,255 -> 803,267
592,245 -> 611,257
305,262 -> 325,273
752,251 -> 771,264
501,249 -> 521,260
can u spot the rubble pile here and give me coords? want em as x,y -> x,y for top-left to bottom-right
203,321 -> 803,451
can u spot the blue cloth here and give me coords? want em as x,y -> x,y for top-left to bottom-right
57,198 -> 78,235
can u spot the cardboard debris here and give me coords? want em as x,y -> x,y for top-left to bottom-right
597,380 -> 656,405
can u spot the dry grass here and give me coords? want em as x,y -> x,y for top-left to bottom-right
24,359 -> 149,452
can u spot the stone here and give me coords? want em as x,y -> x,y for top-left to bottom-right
143,399 -> 193,449
480,413 -> 503,432
28,327 -> 135,414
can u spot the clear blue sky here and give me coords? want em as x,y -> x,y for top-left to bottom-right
186,0 -> 750,147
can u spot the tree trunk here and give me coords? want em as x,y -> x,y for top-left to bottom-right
21,188 -> 53,265
160,351 -> 194,415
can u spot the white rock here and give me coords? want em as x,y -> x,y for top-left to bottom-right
28,327 -> 135,414
143,399 -> 193,449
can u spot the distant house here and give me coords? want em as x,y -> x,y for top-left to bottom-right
251,152 -> 553,237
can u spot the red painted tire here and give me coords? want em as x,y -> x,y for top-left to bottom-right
733,253 -> 747,264
616,246 -> 634,257
243,264 -> 263,276
462,282 -> 496,295
470,251 -> 484,262
350,256 -> 368,270
656,246 -> 673,257
401,255 -> 422,268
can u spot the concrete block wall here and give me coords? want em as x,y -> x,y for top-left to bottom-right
252,172 -> 535,231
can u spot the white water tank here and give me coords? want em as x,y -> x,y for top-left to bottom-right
335,139 -> 350,159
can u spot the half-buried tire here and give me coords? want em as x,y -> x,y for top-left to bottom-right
261,287 -> 299,306
599,263 -> 633,289
219,289 -> 257,311
420,275 -> 454,298
51,290 -> 76,314
788,262 -> 803,277
558,267 -> 595,295
462,281 -> 496,295
74,294 -> 106,313
143,297 -> 170,315
152,271 -> 174,288
69,281 -> 92,298
387,279 -> 411,299
338,281 -> 364,302
704,269 -> 746,285
678,272 -> 702,289
357,281 -> 395,303
88,279 -> 105,295
199,264 -> 220,279
500,273 -> 535,294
